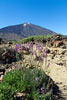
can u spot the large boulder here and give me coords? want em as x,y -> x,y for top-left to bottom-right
51,34 -> 63,41
47,34 -> 66,48
53,41 -> 64,47
0,47 -> 17,64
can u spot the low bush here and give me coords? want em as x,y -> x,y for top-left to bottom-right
0,68 -> 54,100
18,35 -> 51,43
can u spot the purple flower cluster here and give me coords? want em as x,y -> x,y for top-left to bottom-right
47,63 -> 50,68
37,44 -> 42,52
35,77 -> 40,83
29,42 -> 33,50
45,48 -> 48,56
29,42 -> 33,54
15,44 -> 27,52
29,42 -> 33,47
15,44 -> 20,52
41,87 -> 45,95
21,45 -> 25,50
35,77 -> 45,95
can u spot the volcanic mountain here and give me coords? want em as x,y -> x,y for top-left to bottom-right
0,23 -> 56,41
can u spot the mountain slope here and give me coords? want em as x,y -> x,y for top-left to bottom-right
0,23 -> 56,41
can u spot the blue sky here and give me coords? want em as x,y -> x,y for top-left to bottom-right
0,0 -> 67,35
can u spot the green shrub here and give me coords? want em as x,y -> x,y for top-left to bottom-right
0,68 -> 53,100
18,35 -> 51,43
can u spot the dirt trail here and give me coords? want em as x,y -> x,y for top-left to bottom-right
47,48 -> 67,100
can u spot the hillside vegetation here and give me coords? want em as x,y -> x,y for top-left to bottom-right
17,35 -> 51,43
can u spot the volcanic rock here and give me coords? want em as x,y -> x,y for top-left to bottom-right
0,47 -> 16,64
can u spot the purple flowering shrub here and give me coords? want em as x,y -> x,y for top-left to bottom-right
0,68 -> 55,100
27,42 -> 50,71
15,44 -> 30,55
14,42 -> 50,71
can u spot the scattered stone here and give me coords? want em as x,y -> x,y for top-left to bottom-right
46,48 -> 51,53
56,63 -> 64,66
61,45 -> 66,49
15,92 -> 28,100
61,50 -> 66,55
0,66 -> 5,75
51,53 -> 56,59
0,75 -> 3,82
42,39 -> 47,44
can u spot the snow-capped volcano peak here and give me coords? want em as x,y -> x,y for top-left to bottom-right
23,23 -> 30,27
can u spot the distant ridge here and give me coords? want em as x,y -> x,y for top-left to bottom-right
0,23 -> 56,41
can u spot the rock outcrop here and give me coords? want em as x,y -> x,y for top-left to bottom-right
0,47 -> 16,64
47,34 -> 67,48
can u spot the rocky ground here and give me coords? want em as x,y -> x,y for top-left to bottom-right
23,46 -> 67,100
46,35 -> 67,100
47,47 -> 67,100
0,34 -> 67,100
